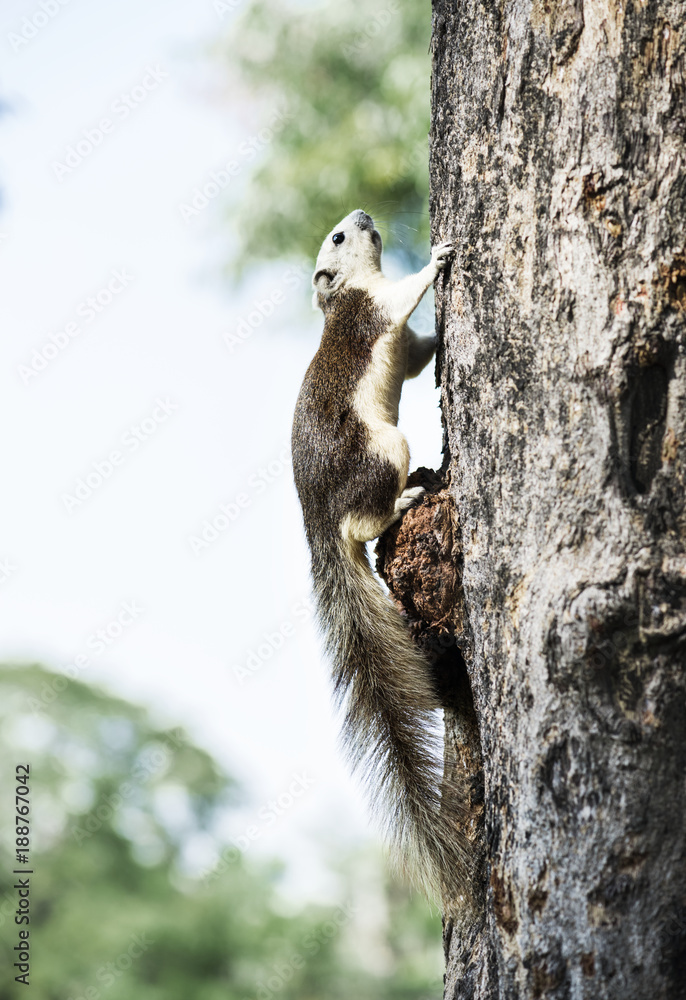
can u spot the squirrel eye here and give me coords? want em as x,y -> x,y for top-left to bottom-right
332,232 -> 345,245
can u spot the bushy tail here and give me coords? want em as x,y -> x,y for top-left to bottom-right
311,533 -> 472,900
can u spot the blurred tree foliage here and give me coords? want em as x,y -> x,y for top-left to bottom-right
0,665 -> 441,999
217,0 -> 431,272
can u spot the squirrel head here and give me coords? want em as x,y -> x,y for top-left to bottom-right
312,209 -> 383,310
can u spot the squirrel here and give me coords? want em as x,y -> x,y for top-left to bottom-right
291,209 -> 471,900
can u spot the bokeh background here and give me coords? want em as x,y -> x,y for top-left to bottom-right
0,0 -> 446,995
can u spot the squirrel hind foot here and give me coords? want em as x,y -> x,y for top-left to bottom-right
393,485 -> 426,517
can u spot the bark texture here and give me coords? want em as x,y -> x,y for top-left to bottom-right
392,1 -> 686,997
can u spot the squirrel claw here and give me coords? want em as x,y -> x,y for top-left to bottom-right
431,242 -> 456,275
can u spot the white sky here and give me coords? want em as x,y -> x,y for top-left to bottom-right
0,0 -> 443,901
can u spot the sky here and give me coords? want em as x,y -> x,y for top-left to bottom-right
0,0 -> 443,901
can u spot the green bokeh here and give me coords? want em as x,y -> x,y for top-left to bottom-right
0,665 -> 441,999
217,0 -> 432,274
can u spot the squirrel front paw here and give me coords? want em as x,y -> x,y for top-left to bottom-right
430,241 -> 455,275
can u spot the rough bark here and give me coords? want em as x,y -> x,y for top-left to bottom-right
386,2 -> 686,997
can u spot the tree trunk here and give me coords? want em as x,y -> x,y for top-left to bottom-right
387,1 -> 686,997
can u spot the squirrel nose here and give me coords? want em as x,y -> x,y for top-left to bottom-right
352,210 -> 374,231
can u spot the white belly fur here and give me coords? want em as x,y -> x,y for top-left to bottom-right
351,329 -> 410,483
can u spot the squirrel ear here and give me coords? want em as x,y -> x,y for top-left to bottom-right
312,268 -> 336,301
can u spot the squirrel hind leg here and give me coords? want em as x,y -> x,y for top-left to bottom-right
341,509 -> 399,544
341,486 -> 425,544
395,485 -> 425,513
